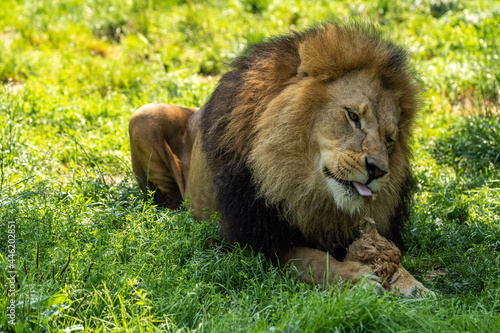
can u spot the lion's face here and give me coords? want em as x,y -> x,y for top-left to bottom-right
313,70 -> 401,213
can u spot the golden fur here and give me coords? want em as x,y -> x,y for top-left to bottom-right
129,23 -> 431,296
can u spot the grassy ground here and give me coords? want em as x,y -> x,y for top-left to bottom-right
1,0 -> 499,331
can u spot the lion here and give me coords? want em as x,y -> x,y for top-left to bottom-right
129,23 -> 432,297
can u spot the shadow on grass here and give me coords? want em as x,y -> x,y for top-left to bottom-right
431,111 -> 500,179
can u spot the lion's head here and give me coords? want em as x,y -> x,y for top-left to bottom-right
201,23 -> 418,255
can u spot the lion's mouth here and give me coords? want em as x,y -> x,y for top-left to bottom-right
323,167 -> 372,197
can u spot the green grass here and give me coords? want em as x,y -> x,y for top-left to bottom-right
1,0 -> 500,331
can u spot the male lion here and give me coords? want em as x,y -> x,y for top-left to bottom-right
129,23 -> 431,296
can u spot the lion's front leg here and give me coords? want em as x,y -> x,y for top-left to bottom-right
280,246 -> 383,291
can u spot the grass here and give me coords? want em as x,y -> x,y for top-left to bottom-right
1,0 -> 500,331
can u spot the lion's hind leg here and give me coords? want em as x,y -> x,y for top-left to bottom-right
129,103 -> 195,209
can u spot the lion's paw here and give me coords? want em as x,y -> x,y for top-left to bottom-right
388,265 -> 435,298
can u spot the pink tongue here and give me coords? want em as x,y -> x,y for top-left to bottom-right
352,181 -> 372,197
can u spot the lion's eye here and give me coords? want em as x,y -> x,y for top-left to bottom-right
386,137 -> 395,146
348,111 -> 359,122
345,108 -> 361,128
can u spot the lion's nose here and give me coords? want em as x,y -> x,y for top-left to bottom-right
365,157 -> 388,184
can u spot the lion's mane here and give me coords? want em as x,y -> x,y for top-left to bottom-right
199,23 -> 418,260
